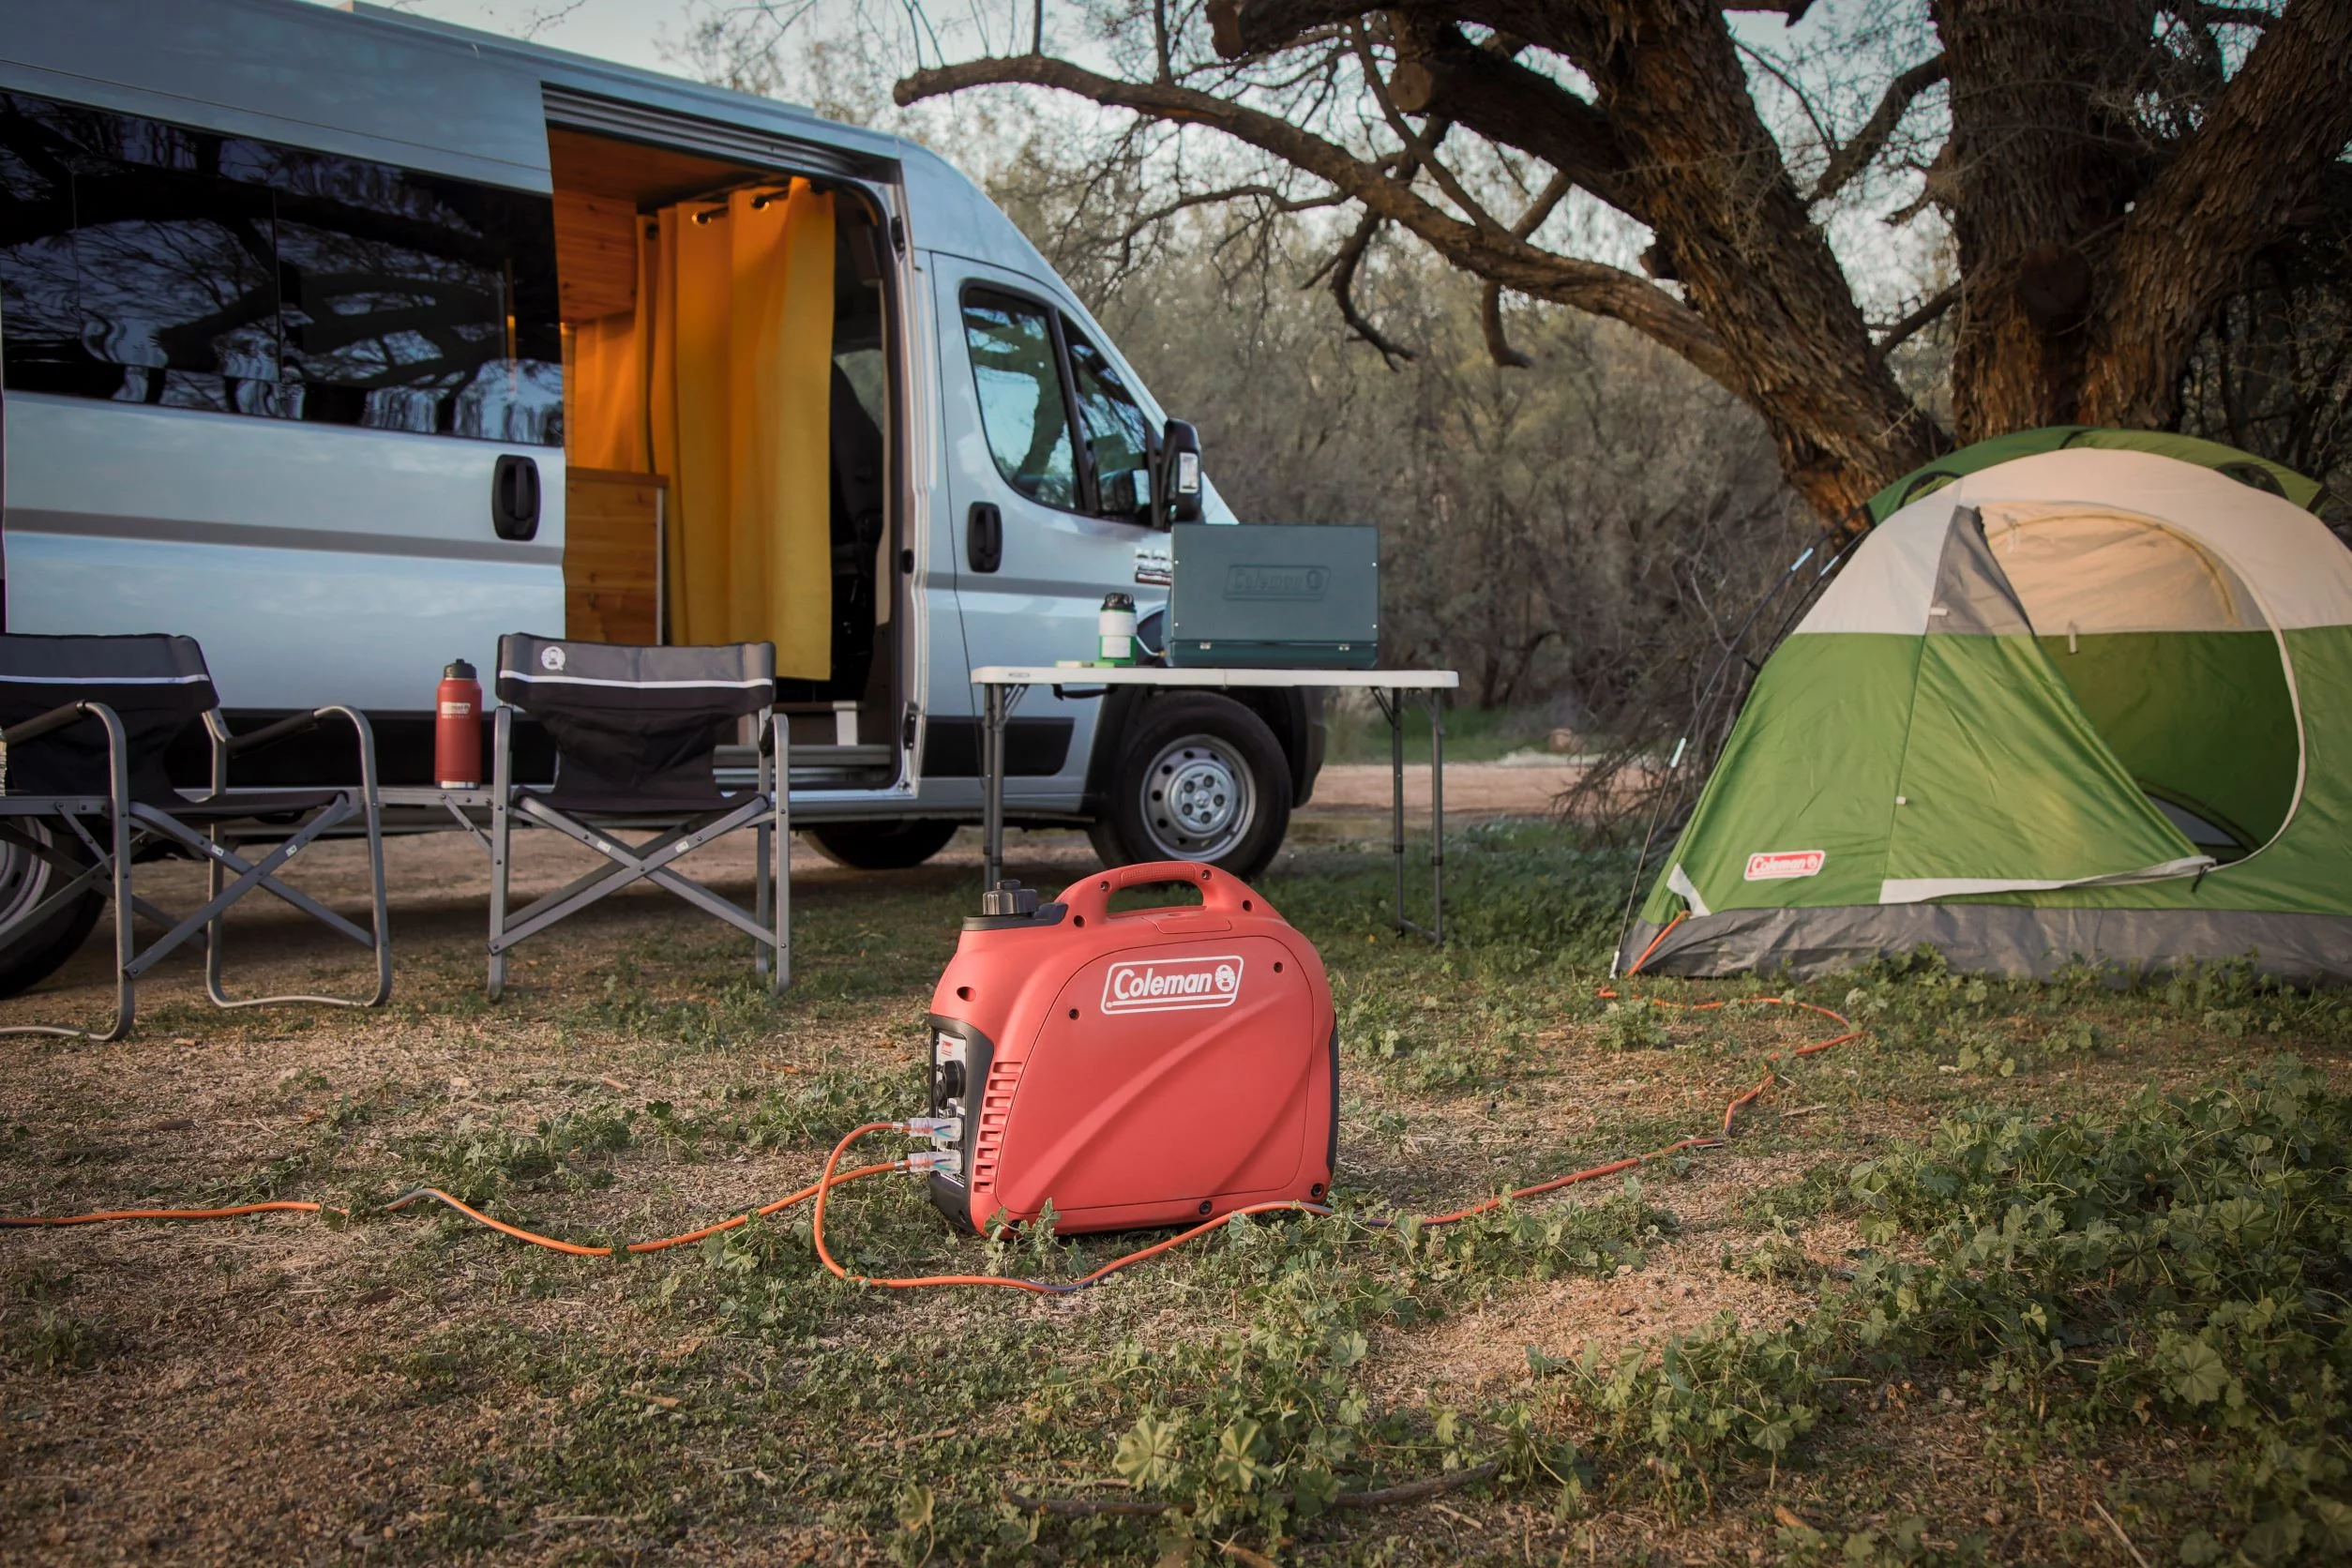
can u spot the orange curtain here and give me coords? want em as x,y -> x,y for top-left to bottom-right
564,233 -> 655,472
643,181 -> 836,677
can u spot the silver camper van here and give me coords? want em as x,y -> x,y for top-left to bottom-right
0,0 -> 1325,986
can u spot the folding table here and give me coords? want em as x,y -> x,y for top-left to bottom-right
970,666 -> 1460,940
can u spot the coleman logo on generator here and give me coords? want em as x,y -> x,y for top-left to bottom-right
1744,850 -> 1826,881
1101,955 -> 1244,1014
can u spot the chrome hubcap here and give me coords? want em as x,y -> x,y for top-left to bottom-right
0,827 -> 56,945
1142,736 -> 1255,860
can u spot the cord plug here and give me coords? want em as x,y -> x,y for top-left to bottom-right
904,1149 -> 961,1177
901,1116 -> 962,1147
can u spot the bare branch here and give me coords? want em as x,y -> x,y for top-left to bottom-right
1348,22 -> 1507,239
1735,38 -> 1837,159
1310,113 -> 1457,364
1481,281 -> 1530,368
1328,211 -> 1417,366
1121,182 -> 1347,243
894,53 -> 1735,385
1808,53 -> 1949,207
1870,279 -> 1961,360
1480,168 -> 1573,368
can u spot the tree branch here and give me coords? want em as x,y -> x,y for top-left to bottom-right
1483,169 -> 1573,368
1349,22 -> 1507,239
1808,53 -> 1948,206
1206,0 -> 1372,60
1330,210 -> 1416,366
1318,116 -> 1456,367
894,53 -> 1735,385
1870,279 -> 1961,361
1481,281 -> 1530,368
1121,182 -> 1348,242
1383,18 -> 1639,216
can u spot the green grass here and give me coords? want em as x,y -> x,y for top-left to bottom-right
6,822 -> 2352,1563
1321,702 -> 1556,764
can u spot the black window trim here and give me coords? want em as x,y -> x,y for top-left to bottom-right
958,279 -> 1152,527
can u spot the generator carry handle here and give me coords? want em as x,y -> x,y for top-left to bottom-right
1061,860 -> 1266,924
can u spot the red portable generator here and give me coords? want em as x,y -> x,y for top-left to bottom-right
924,861 -> 1337,1235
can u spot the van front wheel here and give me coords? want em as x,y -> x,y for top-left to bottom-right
1093,695 -> 1290,880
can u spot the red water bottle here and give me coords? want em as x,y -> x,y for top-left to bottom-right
435,658 -> 482,789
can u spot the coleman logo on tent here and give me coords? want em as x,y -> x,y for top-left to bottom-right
1102,955 -> 1244,1014
1745,850 -> 1826,881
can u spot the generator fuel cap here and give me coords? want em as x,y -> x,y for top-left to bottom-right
980,880 -> 1040,918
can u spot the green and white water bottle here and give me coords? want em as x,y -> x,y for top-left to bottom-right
1097,593 -> 1138,665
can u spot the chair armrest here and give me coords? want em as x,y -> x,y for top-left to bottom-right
310,705 -> 381,804
1,701 -> 101,748
222,709 -> 321,758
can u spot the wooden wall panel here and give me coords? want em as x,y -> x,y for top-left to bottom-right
565,468 -> 664,645
553,188 -> 639,323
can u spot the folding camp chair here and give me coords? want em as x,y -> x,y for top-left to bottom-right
487,635 -> 787,998
0,634 -> 389,1042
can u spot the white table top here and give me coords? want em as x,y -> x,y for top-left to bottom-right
972,665 -> 1458,689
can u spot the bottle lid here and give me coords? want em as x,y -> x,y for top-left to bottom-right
1100,592 -> 1135,611
444,657 -> 476,681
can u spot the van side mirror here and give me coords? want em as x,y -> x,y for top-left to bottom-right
1151,419 -> 1203,530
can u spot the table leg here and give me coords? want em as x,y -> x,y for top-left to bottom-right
1430,688 -> 1445,944
982,683 -> 1005,891
1387,688 -> 1406,933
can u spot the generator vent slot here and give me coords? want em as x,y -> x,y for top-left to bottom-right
970,1061 -> 1021,1187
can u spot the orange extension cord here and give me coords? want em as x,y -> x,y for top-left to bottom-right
3,980 -> 1856,1290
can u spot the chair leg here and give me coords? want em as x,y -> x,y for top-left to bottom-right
488,706 -> 512,1002
196,800 -> 389,1011
0,710 -> 138,1044
773,728 -> 790,994
199,705 -> 390,1014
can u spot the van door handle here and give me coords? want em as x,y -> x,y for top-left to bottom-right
492,455 -> 541,541
967,502 -> 1002,573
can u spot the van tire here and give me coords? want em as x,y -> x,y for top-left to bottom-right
806,819 -> 960,871
0,822 -> 106,1001
1093,694 -> 1290,881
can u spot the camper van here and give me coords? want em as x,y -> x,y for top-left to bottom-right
0,0 -> 1327,985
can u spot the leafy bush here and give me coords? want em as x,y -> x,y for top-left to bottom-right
395,1104 -> 634,1205
1545,1061 -> 2352,1563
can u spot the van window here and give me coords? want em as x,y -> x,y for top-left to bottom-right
960,290 -> 1077,508
0,89 -> 562,445
1064,325 -> 1153,521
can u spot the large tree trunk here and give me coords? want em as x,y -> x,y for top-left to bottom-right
2079,0 -> 2352,430
1399,3 -> 1944,522
1932,0 -> 2153,439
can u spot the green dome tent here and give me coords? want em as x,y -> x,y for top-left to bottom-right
1620,430 -> 2352,984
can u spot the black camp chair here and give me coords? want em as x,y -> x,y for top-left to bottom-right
0,633 -> 389,1042
487,635 -> 788,998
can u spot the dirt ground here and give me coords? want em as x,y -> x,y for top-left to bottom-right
0,787 -> 2331,1566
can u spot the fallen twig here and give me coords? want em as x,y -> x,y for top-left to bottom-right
2091,1500 -> 2152,1568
